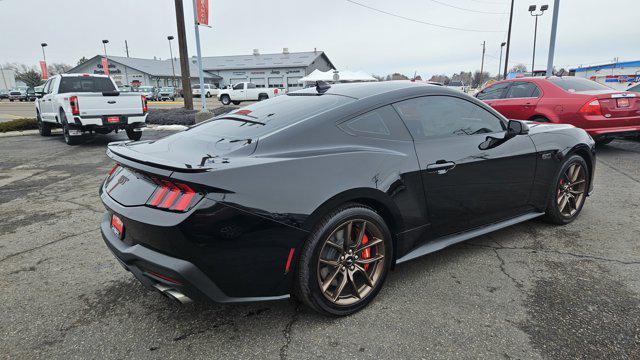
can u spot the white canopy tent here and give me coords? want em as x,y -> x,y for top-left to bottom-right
298,69 -> 377,84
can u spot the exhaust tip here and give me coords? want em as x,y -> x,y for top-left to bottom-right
153,283 -> 193,304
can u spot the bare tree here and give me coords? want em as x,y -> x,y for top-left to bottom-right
47,63 -> 72,75
509,63 -> 528,73
16,69 -> 44,88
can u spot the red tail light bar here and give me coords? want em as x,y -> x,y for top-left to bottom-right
69,96 -> 80,116
141,95 -> 148,114
579,98 -> 602,116
147,178 -> 199,212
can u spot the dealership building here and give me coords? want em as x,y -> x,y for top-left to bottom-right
570,60 -> 640,90
66,49 -> 335,91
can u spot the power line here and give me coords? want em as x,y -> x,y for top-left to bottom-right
428,0 -> 507,15
346,0 -> 505,33
463,0 -> 509,5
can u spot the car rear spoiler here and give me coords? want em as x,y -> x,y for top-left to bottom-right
107,142 -> 213,174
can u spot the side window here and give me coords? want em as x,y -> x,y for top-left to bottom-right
247,83 -> 256,89
339,105 -> 412,141
42,80 -> 51,94
233,83 -> 244,90
476,82 -> 510,100
393,96 -> 505,140
505,82 -> 540,98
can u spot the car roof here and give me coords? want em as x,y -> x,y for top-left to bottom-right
59,73 -> 110,78
292,81 -> 456,100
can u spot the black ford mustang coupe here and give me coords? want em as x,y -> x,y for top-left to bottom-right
100,81 -> 595,316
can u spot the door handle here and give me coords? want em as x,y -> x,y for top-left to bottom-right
426,161 -> 456,174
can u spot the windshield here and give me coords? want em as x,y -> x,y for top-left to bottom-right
189,94 -> 354,139
59,76 -> 117,93
160,87 -> 173,92
138,86 -> 154,92
548,77 -> 611,92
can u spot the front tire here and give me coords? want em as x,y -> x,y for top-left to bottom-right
126,127 -> 142,141
295,204 -> 393,316
220,95 -> 231,105
543,155 -> 589,225
37,112 -> 51,136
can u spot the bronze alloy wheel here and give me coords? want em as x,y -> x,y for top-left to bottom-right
556,162 -> 587,217
316,219 -> 386,306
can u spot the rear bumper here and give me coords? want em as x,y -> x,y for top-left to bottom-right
77,114 -> 147,127
586,125 -> 640,137
101,212 -> 290,304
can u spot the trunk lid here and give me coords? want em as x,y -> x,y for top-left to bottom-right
75,92 -> 143,117
594,92 -> 639,119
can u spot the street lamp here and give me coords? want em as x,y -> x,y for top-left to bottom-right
498,42 -> 506,80
529,4 -> 548,75
40,43 -> 48,62
101,39 -> 110,77
167,36 -> 177,87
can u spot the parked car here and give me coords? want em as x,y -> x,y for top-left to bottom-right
217,82 -> 284,105
476,77 -> 640,144
156,87 -> 176,101
34,85 -> 45,98
25,87 -> 37,101
35,74 -> 148,145
8,89 -> 26,101
446,80 -> 468,93
0,89 -> 8,101
135,86 -> 157,101
99,81 -> 595,316
192,83 -> 218,98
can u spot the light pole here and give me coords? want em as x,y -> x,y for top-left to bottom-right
498,42 -> 506,79
529,4 -> 548,76
503,0 -> 515,79
40,43 -> 48,63
167,36 -> 177,87
546,0 -> 560,76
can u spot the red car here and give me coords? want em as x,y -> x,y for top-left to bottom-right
476,77 -> 640,144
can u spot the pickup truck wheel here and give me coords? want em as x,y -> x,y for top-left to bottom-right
206,92 -> 211,98
232,101 -> 241,105
37,112 -> 51,137
258,94 -> 268,101
126,128 -> 142,141
60,112 -> 80,146
220,95 -> 231,105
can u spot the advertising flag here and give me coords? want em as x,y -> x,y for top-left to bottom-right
39,61 -> 48,80
196,0 -> 209,25
102,57 -> 110,76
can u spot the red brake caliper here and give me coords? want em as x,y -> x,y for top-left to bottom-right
558,178 -> 564,198
362,234 -> 371,270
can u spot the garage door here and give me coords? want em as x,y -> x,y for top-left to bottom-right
287,77 -> 302,90
250,78 -> 266,88
230,78 -> 245,85
268,77 -> 284,88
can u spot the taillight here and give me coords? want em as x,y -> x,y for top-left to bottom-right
69,96 -> 80,116
146,178 -> 199,212
579,98 -> 602,116
108,163 -> 119,176
141,95 -> 148,114
274,88 -> 279,95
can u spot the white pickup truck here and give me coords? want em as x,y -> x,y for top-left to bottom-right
36,74 -> 148,145
217,82 -> 284,105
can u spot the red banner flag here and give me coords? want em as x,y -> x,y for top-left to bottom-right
102,57 -> 110,76
195,0 -> 209,25
39,61 -> 48,80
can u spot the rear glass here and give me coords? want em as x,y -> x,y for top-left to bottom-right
58,76 -> 116,93
548,77 -> 611,92
449,81 -> 463,86
190,94 -> 354,139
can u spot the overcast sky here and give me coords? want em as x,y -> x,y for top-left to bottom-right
1,0 -> 638,78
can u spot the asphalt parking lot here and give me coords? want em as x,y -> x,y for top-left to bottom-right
1,131 -> 639,359
0,97 -> 225,122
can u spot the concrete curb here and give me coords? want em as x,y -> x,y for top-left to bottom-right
0,124 -> 186,138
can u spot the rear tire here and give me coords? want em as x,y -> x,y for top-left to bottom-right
531,116 -> 550,123
220,95 -> 231,105
595,138 -> 613,146
543,155 -> 589,225
258,94 -> 268,101
60,112 -> 80,146
294,203 -> 393,316
232,101 -> 241,105
126,128 -> 142,141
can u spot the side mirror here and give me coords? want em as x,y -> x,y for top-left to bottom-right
506,120 -> 529,137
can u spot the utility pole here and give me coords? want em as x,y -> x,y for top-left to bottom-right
174,0 -> 193,110
192,0 -> 206,112
503,0 -> 515,79
168,36 -> 177,87
546,0 -> 560,77
124,40 -> 130,87
498,42 -> 506,79
479,41 -> 486,87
